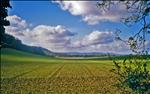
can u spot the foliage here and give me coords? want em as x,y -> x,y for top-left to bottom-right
0,0 -> 11,47
111,55 -> 150,93
98,0 -> 150,54
98,0 -> 150,93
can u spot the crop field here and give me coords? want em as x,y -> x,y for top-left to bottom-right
1,48 -> 149,94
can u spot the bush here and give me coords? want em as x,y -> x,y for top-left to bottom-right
111,55 -> 150,94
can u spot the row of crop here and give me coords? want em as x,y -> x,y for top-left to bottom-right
1,63 -> 42,78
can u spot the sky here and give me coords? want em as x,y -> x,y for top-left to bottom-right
5,1 -> 150,54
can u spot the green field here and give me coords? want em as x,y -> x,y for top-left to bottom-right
1,48 -> 149,94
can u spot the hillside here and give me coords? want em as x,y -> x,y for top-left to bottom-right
1,48 -> 47,58
1,34 -> 53,56
1,48 -> 56,63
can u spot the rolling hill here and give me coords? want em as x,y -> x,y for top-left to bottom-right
1,33 -> 53,56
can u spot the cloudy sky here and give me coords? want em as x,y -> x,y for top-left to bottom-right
5,1 -> 150,54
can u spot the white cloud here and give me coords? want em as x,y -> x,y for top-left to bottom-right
28,25 -> 75,47
54,1 -> 97,16
54,1 -> 127,25
67,31 -> 131,54
79,31 -> 113,47
5,15 -> 75,52
6,25 -> 75,51
82,14 -> 120,25
6,15 -> 27,28
5,15 -> 131,53
68,31 -> 112,49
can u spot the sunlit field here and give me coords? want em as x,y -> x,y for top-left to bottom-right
1,48 -> 150,94
1,48 -> 121,94
1,0 -> 150,94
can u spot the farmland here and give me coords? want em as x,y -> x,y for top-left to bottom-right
1,48 -> 149,94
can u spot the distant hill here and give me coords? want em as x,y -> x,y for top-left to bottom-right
54,52 -> 117,57
1,34 -> 116,57
1,34 -> 53,56
1,48 -> 56,63
1,34 -> 149,58
1,48 -> 48,58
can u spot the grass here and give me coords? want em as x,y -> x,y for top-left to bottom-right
1,48 -> 149,94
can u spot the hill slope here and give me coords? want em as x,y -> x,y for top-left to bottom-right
1,48 -> 48,58
1,34 -> 53,56
1,48 -> 56,63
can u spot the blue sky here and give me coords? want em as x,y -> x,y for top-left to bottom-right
5,1 -> 150,54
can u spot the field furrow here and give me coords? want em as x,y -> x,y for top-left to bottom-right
10,68 -> 38,79
1,64 -> 41,78
82,64 -> 95,77
21,64 -> 60,78
47,64 -> 65,78
56,64 -> 87,78
84,64 -> 113,77
1,63 -> 119,94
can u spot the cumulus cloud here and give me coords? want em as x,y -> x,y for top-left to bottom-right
71,31 -> 113,48
5,15 -> 75,51
6,15 -> 27,28
5,15 -> 131,53
53,1 -> 127,25
6,25 -> 75,51
27,25 -> 75,48
67,32 -> 131,54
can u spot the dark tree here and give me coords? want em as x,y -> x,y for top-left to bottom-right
98,0 -> 150,54
97,0 -> 150,93
0,0 -> 12,48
